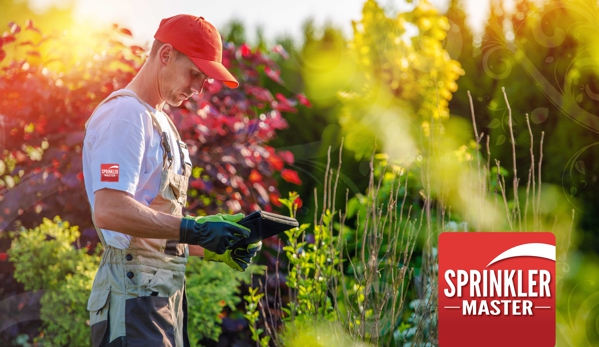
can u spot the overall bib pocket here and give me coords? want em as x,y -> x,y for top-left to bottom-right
87,287 -> 111,347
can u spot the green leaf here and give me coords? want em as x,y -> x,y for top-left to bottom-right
495,134 -> 506,146
488,118 -> 501,129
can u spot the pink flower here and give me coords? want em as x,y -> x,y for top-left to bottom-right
278,150 -> 294,164
273,93 -> 297,113
297,94 -> 312,108
272,44 -> 289,60
265,66 -> 283,84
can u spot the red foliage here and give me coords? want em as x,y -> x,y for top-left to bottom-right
293,196 -> 303,209
0,22 -> 142,235
281,169 -> 302,185
167,41 -> 309,215
297,93 -> 312,107
0,20 -> 310,235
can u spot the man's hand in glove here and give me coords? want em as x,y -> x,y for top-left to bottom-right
179,213 -> 250,254
204,242 -> 262,272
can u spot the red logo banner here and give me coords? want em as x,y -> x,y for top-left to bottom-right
100,163 -> 119,182
439,232 -> 556,347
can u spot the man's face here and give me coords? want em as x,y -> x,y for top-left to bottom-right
159,51 -> 208,107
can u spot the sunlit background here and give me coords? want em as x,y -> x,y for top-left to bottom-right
1,0 -> 599,346
23,0 -> 496,43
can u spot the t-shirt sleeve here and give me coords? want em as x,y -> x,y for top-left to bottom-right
87,115 -> 146,196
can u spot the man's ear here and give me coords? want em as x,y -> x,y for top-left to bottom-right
158,44 -> 174,66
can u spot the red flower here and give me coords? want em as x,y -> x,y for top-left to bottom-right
264,66 -> 283,84
281,169 -> 302,185
249,169 -> 262,183
273,93 -> 297,113
0,253 -> 7,261
25,20 -> 41,34
297,94 -> 312,108
205,79 -> 223,95
270,193 -> 282,207
268,154 -> 284,171
245,85 -> 273,102
293,196 -> 303,209
240,43 -> 251,57
120,28 -> 133,36
1,34 -> 15,44
9,22 -> 21,34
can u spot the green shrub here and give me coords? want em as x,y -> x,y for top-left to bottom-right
9,217 -> 263,347
185,255 -> 263,346
8,217 -> 99,346
280,319 -> 371,347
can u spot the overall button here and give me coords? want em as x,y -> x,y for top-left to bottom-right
125,254 -> 133,261
126,272 -> 134,279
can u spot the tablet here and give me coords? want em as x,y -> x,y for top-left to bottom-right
233,211 -> 299,248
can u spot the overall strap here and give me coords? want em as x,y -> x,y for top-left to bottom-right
161,111 -> 191,175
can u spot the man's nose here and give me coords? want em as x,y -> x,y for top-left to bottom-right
190,77 -> 206,95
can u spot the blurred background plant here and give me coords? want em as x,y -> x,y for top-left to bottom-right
1,0 -> 599,346
7,217 -> 99,346
186,258 -> 265,346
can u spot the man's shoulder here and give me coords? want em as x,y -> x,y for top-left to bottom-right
88,93 -> 153,130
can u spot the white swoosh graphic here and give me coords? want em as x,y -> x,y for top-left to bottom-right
108,165 -> 119,169
486,243 -> 555,267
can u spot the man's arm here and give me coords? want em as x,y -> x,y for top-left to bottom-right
188,245 -> 204,257
94,188 -> 181,239
94,189 -> 226,257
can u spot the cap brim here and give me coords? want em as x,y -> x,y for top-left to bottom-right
190,57 -> 239,88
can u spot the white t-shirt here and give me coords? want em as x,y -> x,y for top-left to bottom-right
83,90 -> 187,249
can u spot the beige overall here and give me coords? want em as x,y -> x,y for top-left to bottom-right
85,90 -> 192,347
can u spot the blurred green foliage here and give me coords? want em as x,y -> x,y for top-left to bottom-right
447,0 -> 599,250
2,0 -> 599,345
8,217 -> 99,347
8,217 -> 261,347
281,192 -> 339,322
339,0 -> 464,160
280,319 -> 371,347
243,285 -> 271,347
185,258 -> 256,345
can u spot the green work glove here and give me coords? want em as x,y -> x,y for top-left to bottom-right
204,241 -> 262,272
180,213 -> 250,254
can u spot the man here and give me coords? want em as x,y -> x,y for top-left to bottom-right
83,14 -> 261,347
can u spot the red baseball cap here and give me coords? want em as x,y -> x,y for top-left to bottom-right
154,14 -> 239,88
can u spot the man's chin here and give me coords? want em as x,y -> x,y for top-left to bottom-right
166,99 -> 184,107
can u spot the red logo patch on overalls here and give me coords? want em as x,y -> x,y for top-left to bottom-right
100,164 -> 119,182
439,232 -> 556,347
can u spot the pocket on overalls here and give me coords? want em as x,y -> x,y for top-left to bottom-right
87,287 -> 111,347
142,268 -> 174,297
125,296 -> 176,346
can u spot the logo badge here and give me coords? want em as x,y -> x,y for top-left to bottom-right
100,163 -> 119,182
439,232 -> 555,347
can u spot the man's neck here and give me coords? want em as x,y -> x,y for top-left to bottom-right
126,63 -> 165,112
